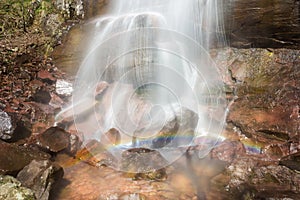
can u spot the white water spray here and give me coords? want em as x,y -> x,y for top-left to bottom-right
57,0 -> 227,171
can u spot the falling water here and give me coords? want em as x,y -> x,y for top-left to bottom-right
56,0 -> 227,171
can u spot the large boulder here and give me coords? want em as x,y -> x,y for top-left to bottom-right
36,126 -> 81,155
0,141 -> 50,175
17,160 -> 64,200
213,48 -> 300,160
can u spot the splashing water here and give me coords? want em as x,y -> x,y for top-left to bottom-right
56,0 -> 227,172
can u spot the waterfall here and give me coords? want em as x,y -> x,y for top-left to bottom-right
57,0 -> 227,171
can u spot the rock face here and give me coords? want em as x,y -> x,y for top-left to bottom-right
17,160 -> 64,200
211,140 -> 246,163
213,48 -> 300,159
227,156 -> 300,199
0,175 -> 35,200
37,127 -> 81,154
224,0 -> 300,48
280,152 -> 300,171
209,47 -> 300,198
0,141 -> 50,175
121,148 -> 168,177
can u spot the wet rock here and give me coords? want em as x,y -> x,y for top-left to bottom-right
257,192 -> 300,200
228,102 -> 294,139
32,101 -> 56,116
0,110 -> 15,140
55,79 -> 73,97
100,128 -> 121,146
37,127 -> 80,154
49,93 -> 64,109
121,148 -> 168,180
211,140 -> 246,163
0,175 -> 35,200
221,48 -> 300,157
37,126 -> 69,153
32,89 -> 52,104
75,139 -> 116,168
125,168 -> 167,181
251,165 -> 300,191
230,183 -> 258,200
227,156 -> 264,188
289,135 -> 300,155
75,140 -> 105,161
226,156 -> 300,198
0,141 -> 50,175
227,94 -> 298,152
151,116 -> 179,149
279,152 -> 300,171
68,134 -> 82,155
264,144 -> 285,160
17,160 -> 64,200
37,70 -> 56,84
52,25 -> 85,76
152,107 -> 198,149
94,81 -> 109,100
119,193 -> 147,200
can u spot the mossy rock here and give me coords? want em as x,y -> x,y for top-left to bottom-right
0,175 -> 35,200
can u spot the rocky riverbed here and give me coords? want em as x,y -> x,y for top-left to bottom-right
0,1 -> 299,200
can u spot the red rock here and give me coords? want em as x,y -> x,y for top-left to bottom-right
37,127 -> 70,153
68,134 -> 82,155
31,122 -> 50,135
32,89 -> 52,104
279,152 -> 300,171
37,127 -> 81,155
37,70 -> 56,83
211,140 -> 246,163
94,81 -> 109,99
49,93 -> 64,109
227,100 -> 295,144
101,128 -> 120,146
29,79 -> 44,90
0,141 -> 50,175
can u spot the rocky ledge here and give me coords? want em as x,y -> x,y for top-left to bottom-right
0,1 -> 299,200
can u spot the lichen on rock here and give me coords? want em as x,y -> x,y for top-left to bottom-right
0,175 -> 35,200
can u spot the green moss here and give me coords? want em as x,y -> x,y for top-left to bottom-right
263,173 -> 280,184
0,0 -> 65,36
0,0 -> 36,32
0,175 -> 36,200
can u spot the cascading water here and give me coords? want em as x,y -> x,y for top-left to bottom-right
56,0 -> 227,172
